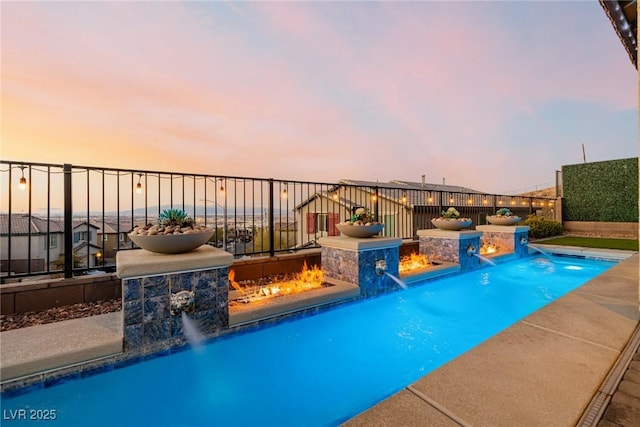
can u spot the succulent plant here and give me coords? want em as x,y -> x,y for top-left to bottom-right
159,209 -> 194,227
495,208 -> 514,217
350,207 -> 377,224
441,207 -> 460,219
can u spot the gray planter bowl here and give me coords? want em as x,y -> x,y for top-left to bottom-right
129,230 -> 215,254
487,216 -> 521,226
336,223 -> 385,238
431,218 -> 473,231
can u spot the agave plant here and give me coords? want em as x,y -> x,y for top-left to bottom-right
495,208 -> 514,217
158,209 -> 194,228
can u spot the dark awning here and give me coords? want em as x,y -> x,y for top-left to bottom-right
600,0 -> 638,68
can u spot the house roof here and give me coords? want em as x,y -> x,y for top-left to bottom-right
0,214 -> 64,235
73,241 -> 103,253
0,214 -> 129,235
293,190 -> 353,211
89,220 -> 133,234
294,179 -> 488,212
339,178 -> 484,193
389,180 -> 484,194
72,220 -> 100,230
600,0 -> 637,68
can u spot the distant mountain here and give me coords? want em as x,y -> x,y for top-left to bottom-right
97,205 -> 289,218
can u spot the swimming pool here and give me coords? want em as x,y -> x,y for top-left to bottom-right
1,255 -> 616,426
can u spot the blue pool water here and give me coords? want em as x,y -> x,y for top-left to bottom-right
1,255 -> 616,426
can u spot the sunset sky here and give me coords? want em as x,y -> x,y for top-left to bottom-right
2,1 -> 637,194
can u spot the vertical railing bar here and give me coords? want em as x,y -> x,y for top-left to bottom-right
268,178 -> 274,257
234,178 -> 238,253
157,173 -> 161,221
27,165 -> 32,275
257,180 -> 262,254
130,171 -> 134,256
101,169 -> 105,268
117,171 -> 124,249
46,166 -> 51,272
243,178 -> 247,252
86,168 -> 91,272
215,177 -> 220,249
203,177 -> 208,228
292,182 -> 297,250
145,173 -> 149,225
278,181 -> 282,253
7,164 -> 12,279
64,164 -> 73,278
251,179 -> 255,254
224,177 -> 228,253
193,175 -> 196,224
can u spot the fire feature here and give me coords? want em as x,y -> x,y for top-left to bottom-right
480,244 -> 499,255
399,252 -> 432,274
229,262 -> 325,305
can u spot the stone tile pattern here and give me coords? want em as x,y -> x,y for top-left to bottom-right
122,267 -> 229,354
322,246 -> 400,297
419,235 -> 481,271
480,230 -> 529,257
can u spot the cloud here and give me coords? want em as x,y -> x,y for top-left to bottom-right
1,1 -> 636,194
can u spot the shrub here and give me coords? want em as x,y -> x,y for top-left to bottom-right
522,214 -> 564,239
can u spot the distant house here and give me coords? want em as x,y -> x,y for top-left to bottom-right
293,179 -> 487,247
0,214 -> 64,274
93,220 -> 133,260
0,215 -> 110,275
71,221 -> 102,268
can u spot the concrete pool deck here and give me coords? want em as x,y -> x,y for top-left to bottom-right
344,252 -> 640,426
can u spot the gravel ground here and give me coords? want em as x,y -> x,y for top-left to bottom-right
0,299 -> 122,332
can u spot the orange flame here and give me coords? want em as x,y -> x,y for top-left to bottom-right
228,269 -> 246,295
269,261 -> 324,295
480,244 -> 498,255
229,261 -> 324,302
399,252 -> 431,273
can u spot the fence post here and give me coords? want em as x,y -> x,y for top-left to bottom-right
529,197 -> 533,215
64,164 -> 73,278
374,186 -> 379,221
268,179 -> 275,257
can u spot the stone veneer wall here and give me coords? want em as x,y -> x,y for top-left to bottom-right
481,232 -> 515,253
122,268 -> 229,354
321,246 -> 400,297
418,233 -> 481,271
477,226 -> 530,258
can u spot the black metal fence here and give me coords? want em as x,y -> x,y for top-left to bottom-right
0,160 -> 556,282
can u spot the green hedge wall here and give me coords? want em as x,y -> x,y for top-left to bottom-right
562,158 -> 638,222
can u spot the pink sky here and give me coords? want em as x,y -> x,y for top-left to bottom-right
1,1 -> 636,194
